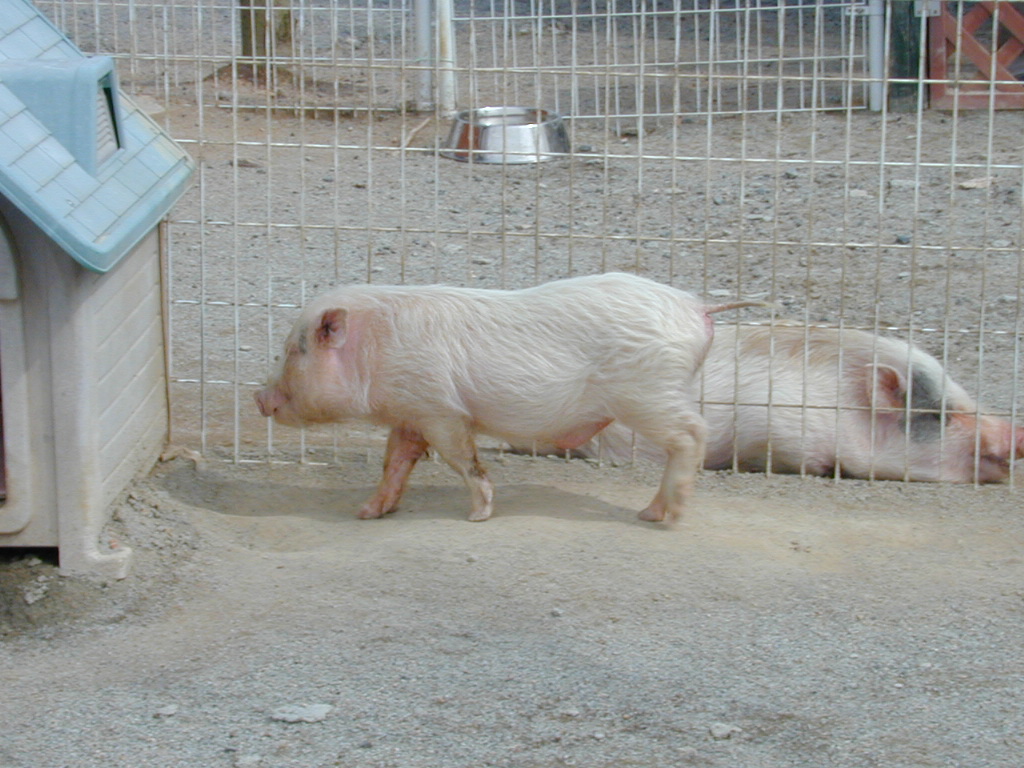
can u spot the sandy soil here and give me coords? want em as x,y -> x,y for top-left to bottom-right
3,14 -> 1023,766
2,450 -> 1022,768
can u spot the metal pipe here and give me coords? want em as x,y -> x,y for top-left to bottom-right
413,0 -> 432,110
867,0 -> 886,111
436,0 -> 457,115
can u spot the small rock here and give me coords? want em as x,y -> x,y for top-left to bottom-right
894,234 -> 912,245
471,258 -> 493,266
229,158 -> 262,169
848,188 -> 869,198
707,289 -> 733,298
270,704 -> 333,723
577,144 -> 594,152
24,556 -> 43,567
959,176 -> 994,189
550,608 -> 564,617
153,704 -> 179,718
709,722 -> 742,740
783,169 -> 799,179
234,756 -> 263,768
888,179 -> 919,189
991,239 -> 1012,248
22,583 -> 48,605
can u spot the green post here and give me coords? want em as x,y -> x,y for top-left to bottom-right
889,0 -> 925,111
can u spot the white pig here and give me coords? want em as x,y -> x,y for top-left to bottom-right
255,273 -> 762,522
571,324 -> 1024,483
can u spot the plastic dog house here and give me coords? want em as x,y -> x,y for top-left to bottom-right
0,0 -> 194,577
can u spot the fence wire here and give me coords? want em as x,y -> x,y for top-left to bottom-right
36,0 -> 1023,484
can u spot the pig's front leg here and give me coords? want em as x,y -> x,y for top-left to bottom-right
421,420 -> 495,522
358,426 -> 429,519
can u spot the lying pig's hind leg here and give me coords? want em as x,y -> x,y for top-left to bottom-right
357,426 -> 429,519
421,420 -> 495,522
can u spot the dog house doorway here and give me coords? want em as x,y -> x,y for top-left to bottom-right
1,360 -> 5,502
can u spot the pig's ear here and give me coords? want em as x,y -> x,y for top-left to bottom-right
867,364 -> 908,411
314,308 -> 347,348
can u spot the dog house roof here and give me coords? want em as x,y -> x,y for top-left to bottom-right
0,0 -> 193,273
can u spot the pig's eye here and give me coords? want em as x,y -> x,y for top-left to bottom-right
274,355 -> 280,362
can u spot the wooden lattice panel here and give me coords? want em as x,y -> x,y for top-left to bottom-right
930,1 -> 1024,108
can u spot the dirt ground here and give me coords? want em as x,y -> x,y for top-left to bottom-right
4,11 -> 1024,765
2,450 -> 1023,768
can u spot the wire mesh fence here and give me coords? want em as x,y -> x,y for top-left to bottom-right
33,0 -> 1023,483
452,0 -> 871,122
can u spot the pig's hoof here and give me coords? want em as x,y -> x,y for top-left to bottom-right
467,508 -> 493,522
638,506 -> 666,523
357,504 -> 387,519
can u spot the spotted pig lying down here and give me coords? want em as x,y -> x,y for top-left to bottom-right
555,324 -> 1024,483
255,273 -> 763,522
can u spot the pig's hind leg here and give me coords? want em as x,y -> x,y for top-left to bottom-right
625,409 -> 708,523
420,420 -> 495,522
358,426 -> 429,519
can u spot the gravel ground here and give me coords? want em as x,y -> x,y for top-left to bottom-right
3,10 -> 1024,766
2,454 -> 1023,768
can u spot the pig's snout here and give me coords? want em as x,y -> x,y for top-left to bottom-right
987,420 -> 1024,463
255,387 -> 284,418
964,417 -> 1024,483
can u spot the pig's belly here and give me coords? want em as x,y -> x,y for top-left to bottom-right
458,381 -> 618,448
704,432 -> 838,475
474,412 -> 614,451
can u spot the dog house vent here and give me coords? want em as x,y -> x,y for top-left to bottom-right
95,77 -> 119,165
0,57 -> 122,176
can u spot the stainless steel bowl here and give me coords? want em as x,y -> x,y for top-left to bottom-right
441,107 -> 570,164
